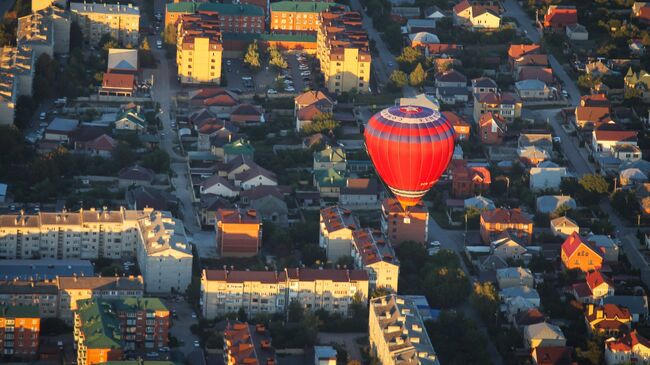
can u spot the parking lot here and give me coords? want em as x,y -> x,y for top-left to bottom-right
223,50 -> 316,96
165,297 -> 201,356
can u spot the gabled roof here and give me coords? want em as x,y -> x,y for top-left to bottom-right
594,129 -> 638,143
231,103 -> 262,116
240,185 -> 286,202
550,216 -> 578,229
533,346 -> 574,365
436,69 -> 467,83
508,44 -> 541,60
481,208 -> 532,225
201,175 -> 237,192
453,0 -> 471,14
586,270 -> 612,292
235,165 -> 277,184
118,165 -> 155,182
472,77 -> 497,88
561,232 -> 603,260
102,72 -> 135,89
295,90 -> 333,106
525,322 -> 565,341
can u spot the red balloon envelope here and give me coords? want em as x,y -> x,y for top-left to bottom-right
364,105 -> 455,209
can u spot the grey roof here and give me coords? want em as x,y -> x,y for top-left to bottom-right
0,183 -> 6,197
0,259 -> 93,280
524,322 -> 565,341
70,2 -> 140,15
619,159 -> 650,175
500,286 -> 540,301
496,267 -> 533,282
602,296 -> 648,316
515,79 -> 547,90
536,195 -> 576,214
0,279 -> 58,294
464,195 -> 495,211
47,117 -> 79,133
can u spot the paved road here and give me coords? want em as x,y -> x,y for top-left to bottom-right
166,298 -> 201,357
501,0 -> 580,107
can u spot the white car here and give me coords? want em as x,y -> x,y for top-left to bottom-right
226,59 -> 232,65
156,40 -> 162,49
285,86 -> 295,92
193,340 -> 200,348
300,71 -> 311,76
428,241 -> 441,255
267,89 -> 278,94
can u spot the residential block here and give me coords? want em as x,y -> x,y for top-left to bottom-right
70,2 -> 140,47
0,305 -> 40,360
176,12 -> 223,84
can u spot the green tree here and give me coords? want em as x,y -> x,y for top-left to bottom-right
390,70 -> 408,88
163,23 -> 177,45
141,149 -> 170,173
268,45 -> 288,69
111,142 -> 137,169
576,337 -> 604,365
470,282 -> 499,330
244,41 -> 261,70
409,63 -> 426,87
302,112 -> 340,135
396,46 -> 422,72
14,96 -> 36,130
33,53 -> 58,100
70,21 -> 84,51
98,33 -> 118,51
579,174 -> 609,196
577,73 -> 601,90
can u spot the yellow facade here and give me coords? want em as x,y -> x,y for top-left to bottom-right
316,10 -> 371,94
366,261 -> 399,292
177,37 -> 223,84
70,3 -> 140,47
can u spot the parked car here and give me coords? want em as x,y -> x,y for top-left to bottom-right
267,89 -> 278,94
156,40 -> 162,49
285,86 -> 295,92
428,241 -> 441,255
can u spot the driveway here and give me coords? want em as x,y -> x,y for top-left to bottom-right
166,298 -> 201,356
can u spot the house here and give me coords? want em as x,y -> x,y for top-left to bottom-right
200,195 -> 233,227
398,93 -> 440,110
517,67 -> 554,84
543,5 -> 578,32
424,6 -> 446,20
435,69 -> 467,88
240,186 -> 289,227
478,112 -> 507,145
99,72 -> 136,97
516,308 -> 546,329
491,234 -> 528,263
536,195 -> 576,214
391,7 -> 421,22
508,44 -> 542,68
561,232 -> 604,272
235,165 -> 278,190
436,86 -> 469,105
524,322 -> 566,349
314,145 -> 346,172
351,228 -> 400,291
73,133 -> 117,157
200,175 -> 239,198
530,167 -> 569,192
315,346 -> 338,365
216,208 -> 262,257
624,68 -> 650,102
585,303 -> 632,336
519,132 -> 553,155
633,2 -> 650,24
408,32 -> 440,48
566,23 -> 588,41
450,160 -> 491,198
588,234 -> 619,262
515,79 -> 551,100
197,119 -> 238,151
320,205 -> 359,262
442,111 -> 470,140
572,271 -> 614,303
453,0 -> 501,29
125,186 -> 172,211
471,77 -> 498,95
629,39 -> 646,56
225,155 -> 257,181
550,216 -> 579,238
592,128 -> 638,156
474,92 -> 522,123
532,346 -> 575,365
314,168 -> 346,198
480,208 -> 533,244
612,144 -> 642,163
604,330 -> 650,365
294,90 -> 334,131
575,94 -> 612,129
513,54 -> 549,72
602,296 -> 649,323
223,138 -> 254,163
340,178 -> 381,207
44,118 -> 79,142
519,146 -> 550,166
115,104 -> 146,131
464,195 -> 495,211
404,19 -> 437,34
496,267 -> 534,289
230,104 -> 264,126
501,286 -> 541,308
117,165 -> 155,188
620,168 -> 648,186
424,43 -> 463,57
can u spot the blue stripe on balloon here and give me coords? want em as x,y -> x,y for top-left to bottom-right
365,123 -> 454,143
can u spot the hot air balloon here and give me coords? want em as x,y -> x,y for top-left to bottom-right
364,105 -> 455,209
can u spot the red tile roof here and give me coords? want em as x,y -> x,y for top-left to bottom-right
453,0 -> 471,14
544,6 -> 578,28
561,232 -> 603,260
594,130 -> 637,143
102,72 -> 135,90
571,282 -> 591,298
586,271 -> 612,292
533,346 -> 574,365
480,208 -> 532,225
217,209 -> 260,224
508,44 -> 541,60
586,303 -> 632,322
321,205 -> 358,232
516,308 -> 546,326
381,198 -> 428,214
518,66 -> 554,83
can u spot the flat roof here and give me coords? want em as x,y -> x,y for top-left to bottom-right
0,259 -> 94,280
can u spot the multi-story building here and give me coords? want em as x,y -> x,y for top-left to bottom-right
74,297 -> 170,365
223,321 -> 276,365
201,268 -> 369,319
0,47 -> 20,125
319,205 -> 359,262
0,305 -> 40,360
70,2 -> 140,47
473,91 -> 522,123
57,276 -> 145,323
480,208 -> 533,244
0,207 -> 193,294
351,228 -> 399,292
380,198 -> 429,246
18,6 -> 71,57
317,8 -> 371,93
0,279 -> 59,318
369,295 -> 440,365
271,1 -> 335,33
176,12 -> 223,84
165,2 -> 264,34
215,208 -> 262,257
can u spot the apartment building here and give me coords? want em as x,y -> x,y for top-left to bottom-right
317,8 -> 371,93
369,295 -> 440,365
0,47 -> 21,125
271,1 -> 335,33
18,5 -> 71,57
57,276 -> 145,322
70,2 -> 140,47
216,209 -> 262,258
0,207 -> 193,294
223,322 -> 276,365
165,2 -> 264,34
74,297 -> 169,365
176,12 -> 223,84
380,198 -> 429,246
319,205 -> 359,262
201,268 -> 369,319
0,305 -> 40,360
351,228 -> 399,292
0,279 -> 59,318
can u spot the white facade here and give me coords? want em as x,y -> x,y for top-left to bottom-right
240,174 -> 278,190
529,167 -> 568,191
